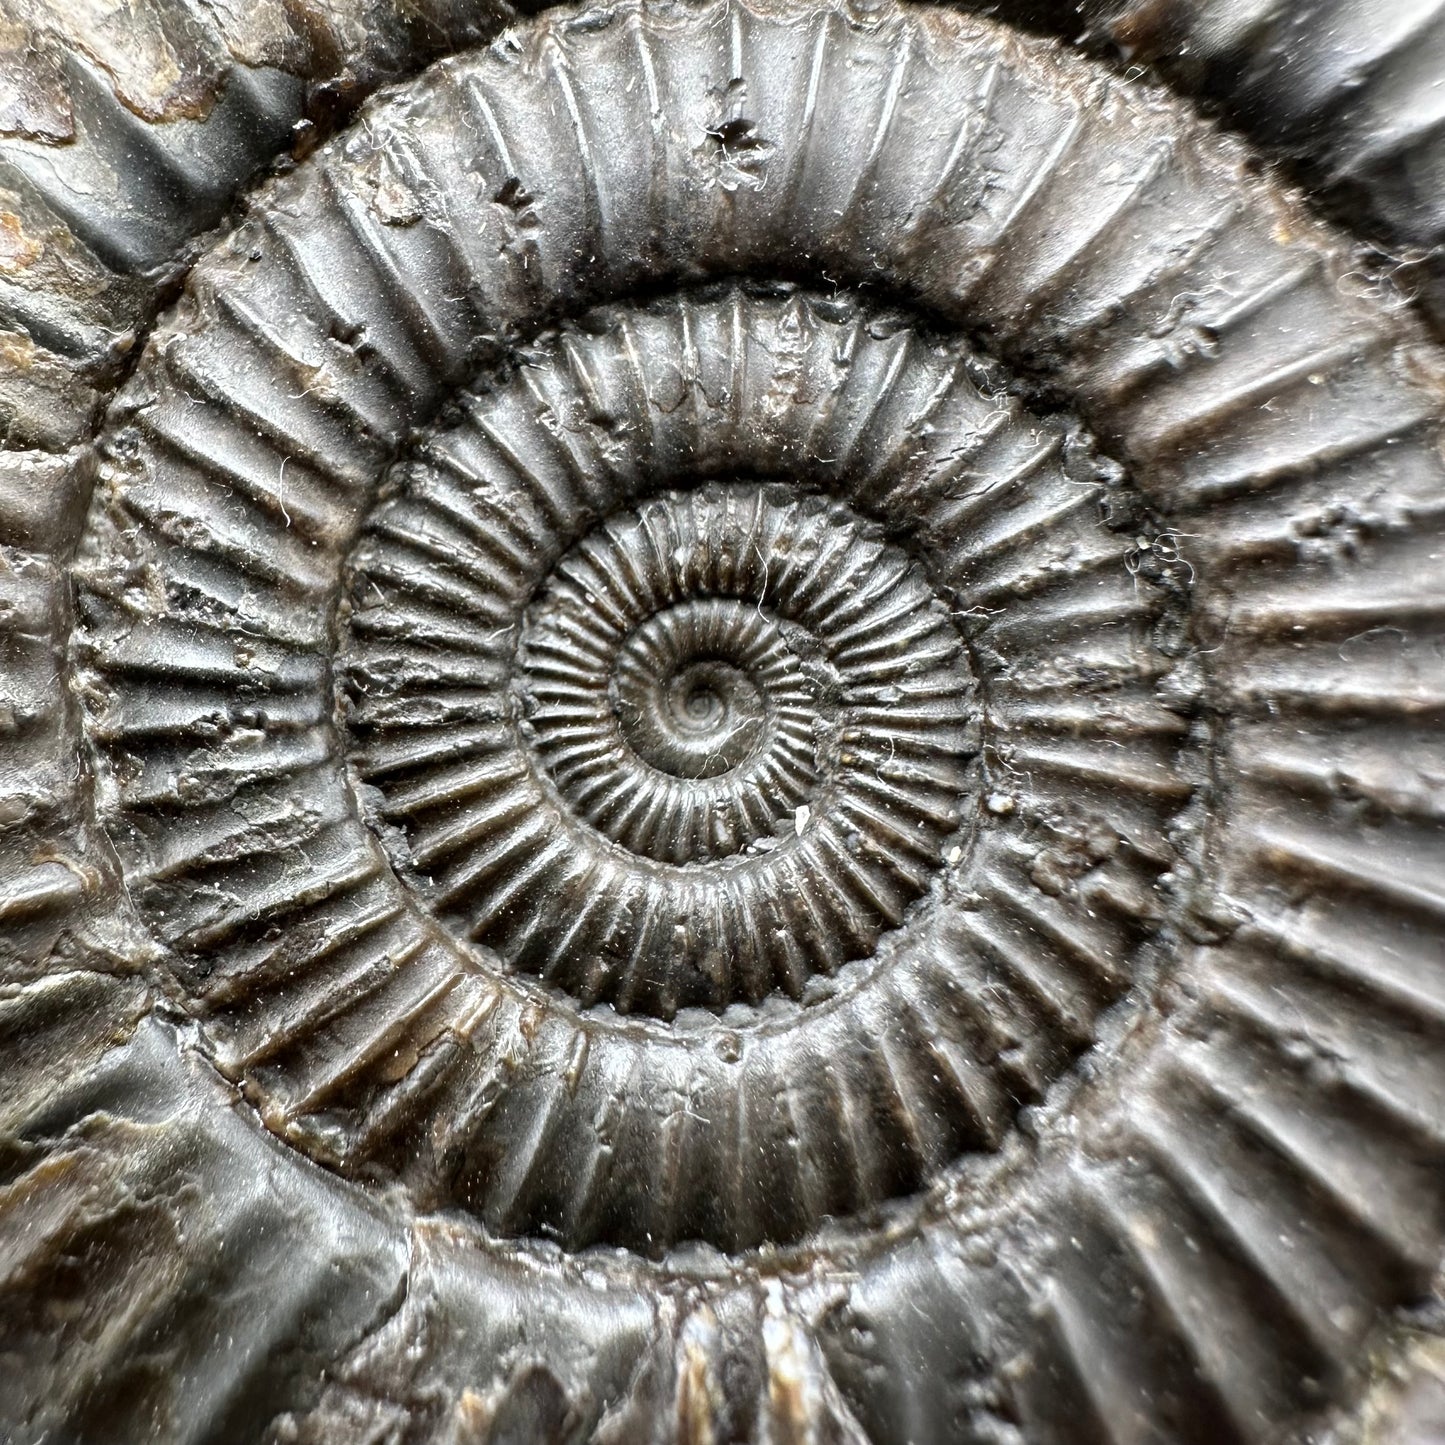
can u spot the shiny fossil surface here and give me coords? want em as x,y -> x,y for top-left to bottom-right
1083,0 -> 1445,334
2,0 -> 1445,1441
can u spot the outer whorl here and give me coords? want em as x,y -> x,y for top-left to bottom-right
3,0 -> 1445,1442
1085,0 -> 1445,334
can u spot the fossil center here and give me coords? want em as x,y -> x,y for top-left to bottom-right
341,476 -> 980,1014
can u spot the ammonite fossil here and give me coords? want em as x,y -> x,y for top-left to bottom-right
2,0 -> 1444,1441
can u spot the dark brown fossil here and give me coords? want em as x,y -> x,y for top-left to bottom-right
3,0 -> 1445,1441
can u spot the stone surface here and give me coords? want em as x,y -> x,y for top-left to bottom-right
1,0 -> 1444,1440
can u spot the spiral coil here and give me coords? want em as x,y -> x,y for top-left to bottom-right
3,0 -> 1443,1438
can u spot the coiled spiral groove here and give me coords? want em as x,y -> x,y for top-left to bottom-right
348,477 -> 978,1015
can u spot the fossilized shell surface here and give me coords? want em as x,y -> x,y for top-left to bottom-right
1085,0 -> 1445,332
0,0 -> 523,451
3,0 -> 1445,1440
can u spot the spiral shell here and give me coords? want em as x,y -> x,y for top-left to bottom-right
4,0 -> 1445,1440
349,469 -> 981,1013
78,268 -> 1189,1251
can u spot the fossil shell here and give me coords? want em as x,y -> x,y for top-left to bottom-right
1085,0 -> 1445,332
77,273 -> 1188,1251
3,0 -> 1445,1440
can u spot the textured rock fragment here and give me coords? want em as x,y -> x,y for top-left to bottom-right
267,1224 -> 664,1445
0,973 -> 408,1445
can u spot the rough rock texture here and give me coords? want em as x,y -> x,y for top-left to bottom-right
2,0 -> 1444,1441
0,0 -> 518,451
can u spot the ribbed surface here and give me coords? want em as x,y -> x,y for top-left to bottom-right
1086,0 -> 1445,331
0,0 -> 513,450
0,0 -> 1432,1437
81,275 -> 1178,1249
351,478 -> 976,1012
